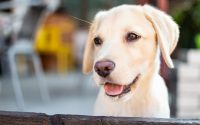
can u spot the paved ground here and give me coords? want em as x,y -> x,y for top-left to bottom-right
0,71 -> 98,115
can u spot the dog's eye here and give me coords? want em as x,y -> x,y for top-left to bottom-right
94,37 -> 103,46
126,32 -> 141,42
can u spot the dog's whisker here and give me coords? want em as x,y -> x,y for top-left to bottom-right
69,15 -> 92,25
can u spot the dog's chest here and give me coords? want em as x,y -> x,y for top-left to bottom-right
94,89 -> 153,117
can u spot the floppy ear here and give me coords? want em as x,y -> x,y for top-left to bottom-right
82,24 -> 95,74
143,5 -> 179,68
83,11 -> 107,74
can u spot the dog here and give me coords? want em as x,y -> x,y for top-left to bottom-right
83,4 -> 179,118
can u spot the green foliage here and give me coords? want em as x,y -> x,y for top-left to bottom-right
192,1 -> 200,28
195,33 -> 200,48
173,0 -> 200,48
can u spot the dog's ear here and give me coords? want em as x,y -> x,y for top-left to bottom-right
82,24 -> 95,74
83,11 -> 106,74
143,5 -> 179,68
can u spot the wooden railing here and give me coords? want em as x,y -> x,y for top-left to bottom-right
0,111 -> 199,125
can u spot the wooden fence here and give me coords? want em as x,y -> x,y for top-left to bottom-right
0,111 -> 199,125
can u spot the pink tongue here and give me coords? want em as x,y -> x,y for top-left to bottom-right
104,83 -> 124,96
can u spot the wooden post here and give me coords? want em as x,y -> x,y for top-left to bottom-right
0,111 -> 199,125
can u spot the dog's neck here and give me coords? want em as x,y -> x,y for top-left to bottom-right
128,48 -> 163,103
124,49 -> 164,115
133,61 -> 159,98
135,47 -> 161,93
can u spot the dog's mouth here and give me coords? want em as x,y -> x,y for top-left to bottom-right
103,74 -> 140,97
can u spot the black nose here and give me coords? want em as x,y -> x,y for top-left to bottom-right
94,60 -> 115,77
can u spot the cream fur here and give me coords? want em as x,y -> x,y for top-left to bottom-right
83,4 -> 179,118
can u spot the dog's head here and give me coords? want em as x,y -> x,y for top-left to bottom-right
83,5 -> 179,101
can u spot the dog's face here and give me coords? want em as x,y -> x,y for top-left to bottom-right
83,5 -> 179,101
90,6 -> 157,100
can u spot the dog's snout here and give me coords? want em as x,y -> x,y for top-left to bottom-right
94,60 -> 115,77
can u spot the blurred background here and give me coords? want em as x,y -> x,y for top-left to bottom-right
0,0 -> 199,118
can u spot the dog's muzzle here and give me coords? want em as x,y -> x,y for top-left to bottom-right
104,74 -> 140,97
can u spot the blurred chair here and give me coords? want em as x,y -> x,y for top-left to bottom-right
8,5 -> 50,110
34,8 -> 76,73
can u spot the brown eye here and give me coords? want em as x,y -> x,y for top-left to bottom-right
126,32 -> 141,42
94,37 -> 103,46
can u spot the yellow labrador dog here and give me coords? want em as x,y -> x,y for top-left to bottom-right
83,4 -> 179,118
